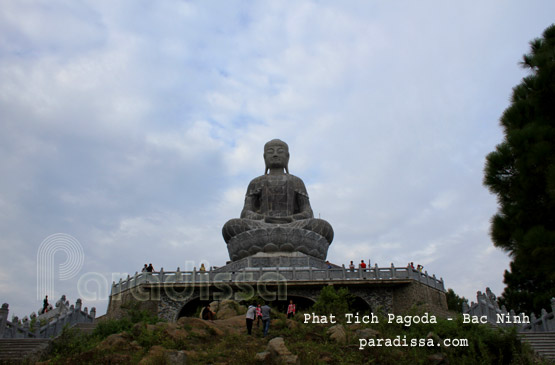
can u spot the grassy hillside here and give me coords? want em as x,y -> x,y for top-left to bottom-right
37,306 -> 546,365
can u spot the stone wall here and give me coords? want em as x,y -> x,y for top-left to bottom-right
350,287 -> 394,312
106,279 -> 448,322
392,281 -> 449,316
105,288 -> 158,321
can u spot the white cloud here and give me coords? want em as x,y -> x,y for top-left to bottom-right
1,0 -> 553,318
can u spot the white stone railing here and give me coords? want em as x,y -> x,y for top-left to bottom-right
0,298 -> 95,339
462,288 -> 555,332
110,264 -> 445,295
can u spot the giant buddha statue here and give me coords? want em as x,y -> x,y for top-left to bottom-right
222,139 -> 334,261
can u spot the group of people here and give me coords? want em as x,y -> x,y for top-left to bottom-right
408,262 -> 424,272
201,299 -> 297,338
245,303 -> 272,336
245,299 -> 296,337
348,259 -> 370,271
141,263 -> 155,272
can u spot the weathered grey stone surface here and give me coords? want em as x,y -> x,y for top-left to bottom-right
208,300 -> 246,319
266,337 -> 299,364
355,328 -> 380,339
222,139 -> 333,261
349,287 -> 394,313
215,252 -> 337,272
254,351 -> 271,362
327,324 -> 347,344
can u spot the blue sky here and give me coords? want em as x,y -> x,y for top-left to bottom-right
1,1 -> 554,318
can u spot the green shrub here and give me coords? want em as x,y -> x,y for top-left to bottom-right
92,317 -> 133,338
47,326 -> 96,360
446,288 -> 468,313
312,286 -> 354,317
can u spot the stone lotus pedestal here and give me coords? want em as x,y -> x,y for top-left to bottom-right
215,251 -> 334,273
226,226 -> 330,262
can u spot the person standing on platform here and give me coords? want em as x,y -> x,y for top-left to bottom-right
261,303 -> 271,337
202,304 -> 215,321
245,305 -> 256,335
360,260 -> 367,271
42,295 -> 49,314
256,304 -> 262,327
287,300 -> 296,319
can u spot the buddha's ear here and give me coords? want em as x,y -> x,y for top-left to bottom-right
285,153 -> 290,174
264,153 -> 268,174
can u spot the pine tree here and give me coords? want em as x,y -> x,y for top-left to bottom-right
484,24 -> 555,314
445,288 -> 468,313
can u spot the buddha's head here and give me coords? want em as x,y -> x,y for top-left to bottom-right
264,139 -> 289,174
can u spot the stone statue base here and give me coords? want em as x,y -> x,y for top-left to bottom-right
215,251 -> 335,272
226,226 -> 330,261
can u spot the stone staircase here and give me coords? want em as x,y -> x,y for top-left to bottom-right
0,323 -> 97,363
73,321 -> 97,335
519,332 -> 555,361
0,338 -> 51,363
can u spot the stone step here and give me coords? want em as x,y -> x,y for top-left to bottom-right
0,338 -> 51,362
73,322 -> 98,335
520,332 -> 555,337
519,332 -> 555,361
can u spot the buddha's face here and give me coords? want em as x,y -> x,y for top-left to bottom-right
264,143 -> 289,169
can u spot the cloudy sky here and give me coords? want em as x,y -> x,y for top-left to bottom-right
1,1 -> 554,318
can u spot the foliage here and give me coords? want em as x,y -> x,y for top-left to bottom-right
38,290 -> 544,364
43,306 -> 163,363
48,326 -> 93,360
92,317 -> 133,338
121,302 -> 162,324
484,23 -> 555,314
42,303 -> 545,365
93,307 -> 160,339
285,309 -> 541,365
29,317 -> 42,332
240,294 -> 265,307
311,285 -> 355,317
446,288 -> 468,313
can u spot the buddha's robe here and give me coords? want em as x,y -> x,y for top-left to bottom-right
222,174 -> 334,244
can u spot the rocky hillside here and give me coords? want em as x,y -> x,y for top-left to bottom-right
36,301 -> 546,364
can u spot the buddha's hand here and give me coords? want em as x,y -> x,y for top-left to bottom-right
264,216 -> 293,224
243,211 -> 265,220
292,212 -> 311,220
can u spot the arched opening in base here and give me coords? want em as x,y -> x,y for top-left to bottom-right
177,297 -> 209,319
238,295 -> 316,315
351,296 -> 372,313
